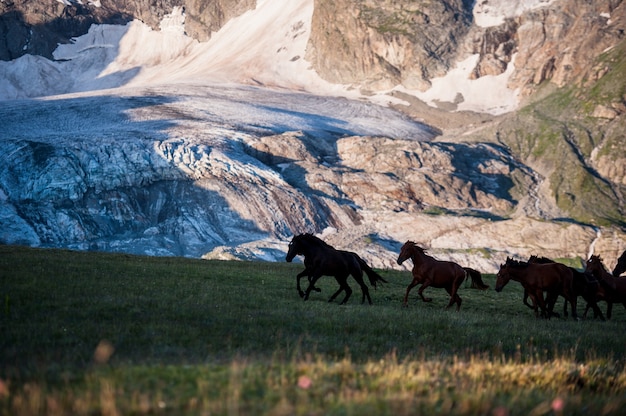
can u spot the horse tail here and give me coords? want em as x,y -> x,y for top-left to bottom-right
354,255 -> 388,288
464,267 -> 489,290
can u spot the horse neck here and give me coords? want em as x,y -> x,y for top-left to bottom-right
409,247 -> 430,264
298,238 -> 329,257
504,265 -> 531,282
590,260 -> 612,280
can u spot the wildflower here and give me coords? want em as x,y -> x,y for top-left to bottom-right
552,397 -> 565,413
297,375 -> 312,390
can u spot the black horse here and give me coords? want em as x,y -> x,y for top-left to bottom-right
285,233 -> 387,305
613,250 -> 626,277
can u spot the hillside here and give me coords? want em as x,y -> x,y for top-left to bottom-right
0,0 -> 624,271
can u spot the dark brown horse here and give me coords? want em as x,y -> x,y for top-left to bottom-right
495,257 -> 578,319
613,249 -> 626,277
586,255 -> 626,319
526,255 -> 605,320
286,233 -> 387,305
396,241 -> 489,311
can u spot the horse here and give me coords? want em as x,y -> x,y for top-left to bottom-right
613,249 -> 626,277
285,233 -> 387,305
585,255 -> 626,319
396,241 -> 489,311
526,255 -> 605,320
495,257 -> 578,319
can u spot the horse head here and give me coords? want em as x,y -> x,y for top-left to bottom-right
286,234 -> 303,262
585,255 -> 604,275
286,233 -> 329,262
495,257 -> 513,292
586,255 -> 617,291
397,241 -> 423,265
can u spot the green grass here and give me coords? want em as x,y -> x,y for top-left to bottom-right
2,245 -> 626,415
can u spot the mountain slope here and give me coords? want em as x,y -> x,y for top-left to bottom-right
0,0 -> 625,270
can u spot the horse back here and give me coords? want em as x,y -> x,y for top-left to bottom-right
311,247 -> 360,276
412,256 -> 465,286
526,262 -> 574,290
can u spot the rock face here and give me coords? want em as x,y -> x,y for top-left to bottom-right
0,0 -> 254,60
5,0 -> 625,99
306,0 -> 473,91
0,83 -> 621,272
307,0 -> 626,98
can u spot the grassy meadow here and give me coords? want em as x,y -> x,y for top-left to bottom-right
1,244 -> 626,415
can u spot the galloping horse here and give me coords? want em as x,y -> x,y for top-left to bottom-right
526,255 -> 605,320
613,250 -> 626,277
495,258 -> 578,319
396,241 -> 489,311
286,234 -> 387,305
586,255 -> 626,319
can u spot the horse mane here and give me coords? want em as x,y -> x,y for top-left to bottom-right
296,233 -> 333,249
504,257 -> 529,268
406,241 -> 427,254
528,254 -> 554,264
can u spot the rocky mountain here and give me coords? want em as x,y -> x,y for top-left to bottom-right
0,0 -> 624,272
0,0 -> 255,60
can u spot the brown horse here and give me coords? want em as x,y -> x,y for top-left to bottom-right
495,257 -> 578,319
613,249 -> 626,277
396,241 -> 489,311
586,255 -> 626,319
286,233 -> 387,305
526,255 -> 605,320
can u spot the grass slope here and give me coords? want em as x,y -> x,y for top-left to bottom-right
2,245 -> 626,415
497,39 -> 626,227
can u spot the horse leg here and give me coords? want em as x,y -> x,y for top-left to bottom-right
582,301 -> 601,319
417,283 -> 433,303
534,290 -> 551,319
544,291 -> 560,318
327,280 -> 345,303
570,297 -> 579,320
403,278 -> 420,307
325,274 -> 352,304
527,292 -> 541,318
445,287 -> 462,311
303,273 -> 323,301
336,275 -> 353,305
523,289 -> 534,309
567,294 -> 579,321
591,301 -> 606,321
352,270 -> 372,305
445,280 -> 463,311
307,277 -> 322,292
296,269 -> 308,298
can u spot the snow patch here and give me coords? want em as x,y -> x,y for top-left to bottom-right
395,54 -> 520,115
473,0 -> 557,28
1,0 -> 522,115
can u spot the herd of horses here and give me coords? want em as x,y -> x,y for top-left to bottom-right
285,233 -> 626,320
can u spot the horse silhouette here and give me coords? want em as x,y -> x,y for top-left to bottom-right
286,233 -> 387,305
